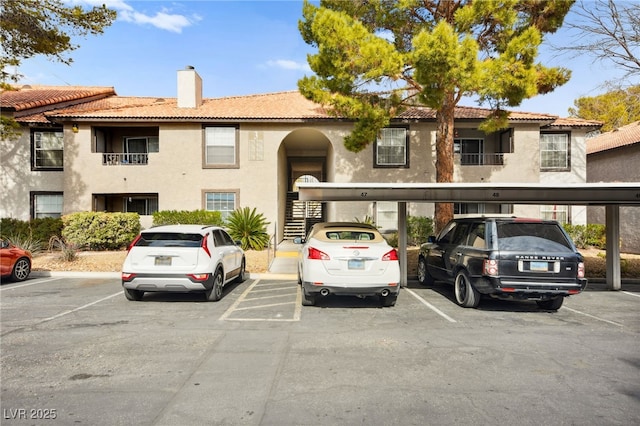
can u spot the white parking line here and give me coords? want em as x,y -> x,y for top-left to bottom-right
404,288 -> 457,323
219,279 -> 301,322
622,291 -> 640,298
40,291 -> 123,323
562,306 -> 624,327
0,277 -> 61,291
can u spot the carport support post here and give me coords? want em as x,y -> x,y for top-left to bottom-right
605,205 -> 621,291
398,202 -> 407,287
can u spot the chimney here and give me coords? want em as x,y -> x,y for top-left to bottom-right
177,65 -> 202,108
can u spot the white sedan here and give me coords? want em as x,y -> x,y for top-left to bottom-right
295,222 -> 400,307
122,224 -> 245,301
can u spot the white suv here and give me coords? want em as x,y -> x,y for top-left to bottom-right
121,225 -> 245,301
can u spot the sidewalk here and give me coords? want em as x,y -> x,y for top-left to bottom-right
266,240 -> 300,278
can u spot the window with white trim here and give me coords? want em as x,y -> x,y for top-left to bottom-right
541,205 -> 569,224
540,133 -> 570,170
205,127 -> 237,166
32,193 -> 63,218
205,192 -> 236,220
375,127 -> 408,167
33,130 -> 63,170
376,201 -> 398,231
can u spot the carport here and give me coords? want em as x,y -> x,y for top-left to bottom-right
297,182 -> 640,290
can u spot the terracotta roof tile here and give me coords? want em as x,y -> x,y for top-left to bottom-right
1,85 -> 116,111
547,117 -> 603,128
587,121 -> 640,154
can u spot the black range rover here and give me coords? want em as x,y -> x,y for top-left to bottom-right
417,217 -> 587,310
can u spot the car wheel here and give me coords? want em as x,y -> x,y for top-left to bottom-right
206,269 -> 224,302
301,287 -> 315,306
380,294 -> 398,307
234,259 -> 246,283
537,297 -> 564,310
417,256 -> 433,286
123,288 -> 144,301
454,270 -> 480,308
11,257 -> 31,282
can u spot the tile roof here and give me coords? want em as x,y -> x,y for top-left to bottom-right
47,90 -> 580,124
1,85 -> 116,111
4,85 -> 601,128
587,121 -> 640,154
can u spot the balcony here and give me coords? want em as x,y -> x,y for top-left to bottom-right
102,153 -> 149,165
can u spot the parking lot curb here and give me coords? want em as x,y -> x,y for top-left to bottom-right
30,271 -> 298,281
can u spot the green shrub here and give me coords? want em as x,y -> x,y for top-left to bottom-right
62,212 -> 140,250
225,207 -> 270,251
407,216 -> 434,246
152,210 -> 223,227
384,232 -> 399,248
563,223 -> 606,249
1,217 -> 63,250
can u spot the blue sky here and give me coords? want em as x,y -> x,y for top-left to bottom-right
15,0 -> 636,117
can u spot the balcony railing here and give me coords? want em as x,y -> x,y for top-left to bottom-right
102,153 -> 148,165
460,153 -> 504,166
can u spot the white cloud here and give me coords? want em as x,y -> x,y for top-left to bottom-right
265,60 -> 311,72
74,0 -> 198,33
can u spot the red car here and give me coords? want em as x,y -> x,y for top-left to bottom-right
1,238 -> 32,282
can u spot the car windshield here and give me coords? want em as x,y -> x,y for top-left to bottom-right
496,222 -> 573,252
135,232 -> 203,247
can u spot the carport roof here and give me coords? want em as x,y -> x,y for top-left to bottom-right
297,182 -> 640,205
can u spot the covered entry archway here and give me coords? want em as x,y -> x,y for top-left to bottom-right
277,129 -> 334,241
298,182 -> 640,290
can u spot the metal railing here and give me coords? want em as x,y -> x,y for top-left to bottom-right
460,153 -> 504,166
102,153 -> 148,165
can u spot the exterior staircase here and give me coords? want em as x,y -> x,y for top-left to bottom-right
282,191 -> 323,240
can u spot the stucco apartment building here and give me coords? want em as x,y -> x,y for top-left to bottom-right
1,67 -> 602,241
587,121 -> 640,254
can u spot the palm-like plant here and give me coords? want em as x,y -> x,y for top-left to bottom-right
225,207 -> 270,251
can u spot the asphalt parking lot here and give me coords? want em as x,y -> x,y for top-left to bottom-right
1,275 -> 639,425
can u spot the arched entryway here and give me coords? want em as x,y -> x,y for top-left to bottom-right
277,129 -> 333,241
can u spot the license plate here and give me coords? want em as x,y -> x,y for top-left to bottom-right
530,261 -> 548,272
155,256 -> 172,266
348,259 -> 364,270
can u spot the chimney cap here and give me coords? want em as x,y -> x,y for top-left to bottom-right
185,65 -> 195,70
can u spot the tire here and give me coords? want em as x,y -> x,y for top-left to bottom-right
380,294 -> 398,307
234,259 -> 246,283
454,270 -> 480,308
11,257 -> 31,282
537,297 -> 564,310
301,287 -> 316,306
417,256 -> 433,286
206,269 -> 224,302
123,288 -> 144,301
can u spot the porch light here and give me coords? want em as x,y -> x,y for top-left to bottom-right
71,123 -> 79,133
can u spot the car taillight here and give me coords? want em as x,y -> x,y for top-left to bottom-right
382,249 -> 398,261
577,262 -> 585,278
201,233 -> 211,257
122,272 -> 137,281
483,259 -> 499,276
127,235 -> 142,252
308,247 -> 330,260
188,273 -> 210,282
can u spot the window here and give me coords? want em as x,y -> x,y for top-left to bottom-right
376,201 -> 398,231
454,139 -> 485,165
205,192 -> 236,220
33,130 -> 63,170
541,205 -> 569,224
375,127 -> 408,167
31,193 -> 63,218
123,136 -> 158,164
205,127 -> 237,167
124,196 -> 158,215
540,133 -> 570,170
